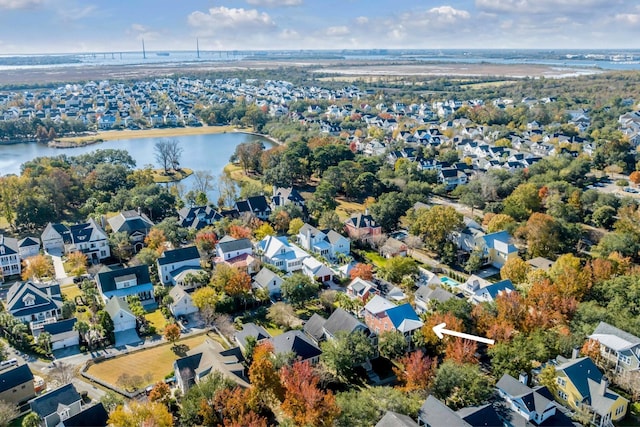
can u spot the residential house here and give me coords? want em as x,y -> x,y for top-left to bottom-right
527,256 -> 554,272
6,281 -> 62,332
215,236 -> 253,261
271,330 -> 322,365
0,364 -> 35,405
475,231 -> 518,268
469,279 -> 515,304
418,395 -> 471,427
168,286 -> 198,317
0,235 -> 20,279
17,237 -> 40,259
297,224 -> 350,260
41,219 -> 110,262
157,246 -> 201,286
256,235 -> 309,273
419,267 -> 444,287
252,267 -> 284,297
177,206 -> 223,230
344,212 -> 382,243
29,384 -> 83,427
235,323 -> 271,354
380,237 -> 407,258
414,284 -> 456,314
363,295 -> 423,344
42,318 -> 79,351
104,297 -> 139,347
309,308 -> 377,349
438,168 -> 468,190
302,257 -> 334,283
346,277 -> 378,303
271,187 -> 306,210
174,338 -> 248,393
60,403 -> 109,427
171,266 -> 207,291
588,321 -> 640,377
96,264 -> 154,306
376,411 -> 419,427
234,195 -> 271,220
107,210 -> 154,253
553,356 -> 628,427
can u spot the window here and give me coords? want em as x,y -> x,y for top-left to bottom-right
616,405 -> 625,416
557,377 -> 566,387
558,390 -> 568,400
620,354 -> 631,365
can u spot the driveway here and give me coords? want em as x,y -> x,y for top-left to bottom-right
114,330 -> 142,348
47,249 -> 68,281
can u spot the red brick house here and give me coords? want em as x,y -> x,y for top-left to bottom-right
364,295 -> 423,344
344,213 -> 382,243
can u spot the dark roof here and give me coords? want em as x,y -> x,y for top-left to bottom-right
43,318 -> 77,335
6,281 -> 63,318
415,285 -> 455,304
457,404 -> 503,427
323,308 -> 367,337
376,411 -> 418,427
556,357 -> 602,399
247,195 -> 270,212
177,206 -> 223,229
419,395 -> 470,427
217,237 -> 252,254
17,236 -> 40,248
346,213 -> 379,229
303,314 -> 327,342
62,403 -> 109,427
235,323 -> 271,349
30,383 -> 81,418
496,374 -> 553,415
271,330 -> 322,361
108,210 -> 154,235
235,200 -> 250,213
0,235 -> 18,255
174,353 -> 202,390
157,246 -> 200,266
0,364 -> 33,393
96,264 -> 151,293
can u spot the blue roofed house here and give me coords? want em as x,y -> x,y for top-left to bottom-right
156,246 -> 202,286
364,295 -> 423,347
474,230 -> 518,268
6,281 -> 62,332
471,279 -> 516,304
257,235 -> 309,273
588,321 -> 640,377
41,318 -> 79,351
96,264 -> 154,307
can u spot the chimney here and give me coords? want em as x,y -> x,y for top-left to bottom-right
518,372 -> 528,386
305,226 -> 311,250
599,376 -> 608,396
572,347 -> 580,360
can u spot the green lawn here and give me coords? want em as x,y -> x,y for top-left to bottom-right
146,309 -> 167,332
61,284 -> 82,302
152,168 -> 193,183
363,250 -> 388,268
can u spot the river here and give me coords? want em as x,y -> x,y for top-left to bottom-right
0,132 -> 272,203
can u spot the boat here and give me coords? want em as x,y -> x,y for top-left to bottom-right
156,52 -> 170,57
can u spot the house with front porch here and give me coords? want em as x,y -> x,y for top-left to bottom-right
0,235 -> 21,279
6,281 -> 62,332
297,224 -> 350,260
96,264 -> 154,307
344,212 -> 382,243
157,246 -> 201,286
41,219 -> 110,262
107,210 -> 154,253
588,321 -> 640,378
256,235 -> 309,273
474,230 -> 518,268
363,295 -> 423,345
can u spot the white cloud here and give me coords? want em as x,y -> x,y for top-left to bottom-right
614,13 -> 640,25
0,0 -> 43,9
278,28 -> 300,39
427,5 -> 471,23
355,16 -> 369,25
476,0 -> 613,14
246,0 -> 302,6
187,6 -> 276,36
325,26 -> 350,37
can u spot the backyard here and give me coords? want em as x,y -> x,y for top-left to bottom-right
85,334 -> 207,386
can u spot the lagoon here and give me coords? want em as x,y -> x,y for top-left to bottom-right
0,131 -> 272,202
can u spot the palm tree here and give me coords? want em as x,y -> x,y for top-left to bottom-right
73,321 -> 90,346
21,412 -> 41,427
38,332 -> 52,355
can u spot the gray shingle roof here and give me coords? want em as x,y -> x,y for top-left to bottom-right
157,246 -> 200,266
418,395 -> 471,427
271,330 -> 321,361
376,411 -> 418,427
30,383 -> 81,418
235,323 -> 271,349
323,308 -> 367,337
303,314 -> 327,343
0,364 -> 33,393
217,238 -> 252,254
108,210 -> 154,235
591,321 -> 640,346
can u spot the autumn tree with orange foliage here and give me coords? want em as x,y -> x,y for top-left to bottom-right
108,401 -> 173,427
210,387 -> 268,427
524,279 -> 577,332
248,342 -> 283,405
520,212 -> 564,258
421,312 -> 464,353
581,338 -> 601,363
350,263 -> 374,281
145,228 -> 167,254
148,381 -> 171,404
393,350 -> 437,393
163,323 -> 181,347
500,256 -> 531,285
630,171 -> 640,186
66,251 -> 88,276
445,338 -> 479,365
21,254 -> 54,281
229,224 -> 252,239
225,270 -> 252,298
280,360 -> 340,427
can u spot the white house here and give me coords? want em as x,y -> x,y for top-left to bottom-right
168,286 -> 198,317
302,257 -> 334,283
156,246 -> 201,286
252,267 -> 284,297
105,297 -> 137,333
6,281 -> 62,332
256,235 -> 309,273
0,235 -> 21,279
41,318 -> 79,351
297,224 -> 350,260
41,219 -> 110,262
215,236 -> 253,261
17,237 -> 40,259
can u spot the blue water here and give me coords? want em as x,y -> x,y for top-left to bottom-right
0,131 -> 272,203
440,276 -> 460,287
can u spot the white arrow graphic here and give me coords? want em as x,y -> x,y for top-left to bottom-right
432,322 -> 495,345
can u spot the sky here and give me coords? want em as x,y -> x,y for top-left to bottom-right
0,0 -> 639,54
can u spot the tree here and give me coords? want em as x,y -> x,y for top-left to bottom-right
145,228 -> 167,254
179,372 -> 235,426
192,287 -> 219,311
320,330 -> 374,381
281,273 -> 319,306
630,171 -> 640,186
21,413 -> 40,427
380,256 -> 418,284
66,251 -> 87,277
280,360 -> 340,427
254,223 -> 275,241
409,206 -> 463,255
318,210 -> 343,232
229,224 -> 252,239
148,381 -> 171,404
350,263 -> 374,281
248,342 -> 284,404
432,361 -> 493,410
100,391 -> 124,413
591,205 -> 617,229
61,300 -> 76,319
444,338 -> 478,365
502,183 -> 542,221
378,331 -> 407,359
288,218 -> 304,236
109,231 -> 132,263
195,228 -> 218,253
108,401 -> 173,427
37,331 -> 52,355
50,362 -> 74,384
21,254 -> 54,281
464,250 -> 484,274
225,270 -> 252,298
538,364 -> 558,396
500,256 -> 531,284
521,212 -> 565,258
369,192 -> 412,232
393,350 -> 437,393
74,320 -> 90,344
486,213 -> 516,233
211,386 -> 268,427
267,302 -> 298,329
154,138 -> 183,173
164,323 -> 181,347
0,400 -> 18,427
192,170 -> 215,194
336,387 -> 423,427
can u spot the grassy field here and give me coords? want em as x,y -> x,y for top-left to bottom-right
145,309 -> 167,332
335,198 -> 365,221
151,168 -> 193,183
86,334 -> 207,386
223,163 -> 271,192
55,125 -> 240,144
363,250 -> 388,268
61,284 -> 82,302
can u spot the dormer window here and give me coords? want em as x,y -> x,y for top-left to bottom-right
23,294 -> 35,306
